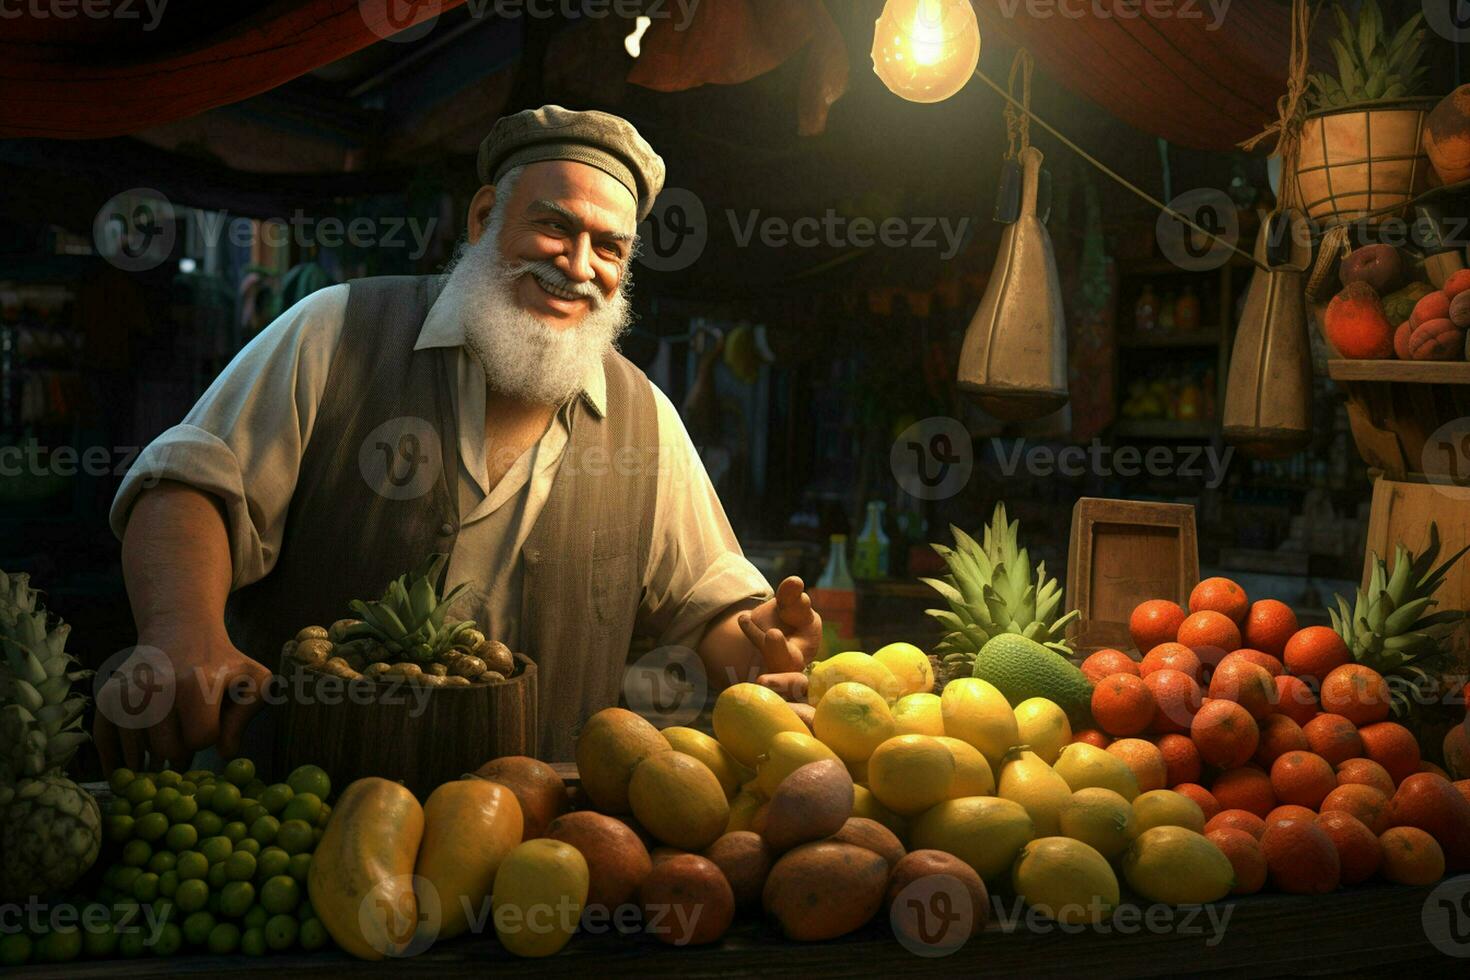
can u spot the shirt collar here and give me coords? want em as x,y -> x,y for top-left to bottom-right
416,278 -> 607,419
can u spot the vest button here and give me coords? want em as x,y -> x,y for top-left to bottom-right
439,521 -> 455,536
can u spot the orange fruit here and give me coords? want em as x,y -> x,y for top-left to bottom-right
1266,804 -> 1318,827
1091,674 -> 1155,737
1139,643 -> 1202,681
1319,783 -> 1390,833
1223,648 -> 1284,677
1445,723 -> 1470,781
1129,599 -> 1187,654
1454,779 -> 1470,808
1270,751 -> 1337,809
1207,657 -> 1277,720
1303,713 -> 1364,767
1206,827 -> 1267,894
1423,761 -> 1452,779
1336,758 -> 1395,796
1177,611 -> 1242,668
1282,626 -> 1351,684
1318,664 -> 1391,727
1189,577 -> 1249,623
1143,669 -> 1202,736
1378,826 -> 1445,885
1191,700 -> 1259,769
1071,728 -> 1111,749
1080,648 -> 1139,684
1261,817 -> 1341,894
1254,714 -> 1310,768
1387,772 -> 1470,871
1243,599 -> 1298,658
1154,733 -> 1201,786
1173,782 -> 1220,821
1212,767 -> 1276,818
1107,738 -> 1167,792
1314,811 -> 1382,884
1271,675 -> 1318,727
1205,808 -> 1267,840
1358,721 -> 1421,787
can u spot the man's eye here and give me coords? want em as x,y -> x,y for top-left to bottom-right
541,219 -> 567,233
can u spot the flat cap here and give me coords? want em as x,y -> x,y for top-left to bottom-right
477,105 -> 665,220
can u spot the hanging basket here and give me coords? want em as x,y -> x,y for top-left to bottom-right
1294,97 -> 1436,229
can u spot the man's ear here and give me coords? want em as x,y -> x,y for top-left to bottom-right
466,184 -> 498,245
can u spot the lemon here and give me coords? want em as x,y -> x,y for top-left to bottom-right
807,652 -> 902,705
939,678 -> 1019,771
663,726 -> 752,799
1012,836 -> 1119,924
813,682 -> 896,764
1121,827 -> 1234,905
1058,787 -> 1135,859
726,791 -> 763,833
492,840 -> 590,957
997,747 -> 1071,837
867,735 -> 956,817
712,683 -> 808,768
909,796 -> 1034,885
852,785 -> 907,839
935,736 -> 995,797
1053,743 -> 1140,801
891,692 -> 945,737
1013,698 -> 1072,765
1130,789 -> 1205,836
754,731 -> 840,797
872,642 -> 935,697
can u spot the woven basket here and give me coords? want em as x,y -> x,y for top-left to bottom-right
1294,97 -> 1435,228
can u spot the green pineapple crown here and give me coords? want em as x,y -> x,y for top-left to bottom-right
921,502 -> 1080,680
343,554 -> 476,664
1307,0 -> 1427,110
1329,522 -> 1468,718
0,570 -> 91,784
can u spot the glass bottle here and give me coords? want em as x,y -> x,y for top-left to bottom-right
1134,285 -> 1157,334
852,501 -> 890,580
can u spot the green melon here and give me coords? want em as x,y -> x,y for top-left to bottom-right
970,634 -> 1093,726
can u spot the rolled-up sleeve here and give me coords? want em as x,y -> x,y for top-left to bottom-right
640,384 -> 773,650
110,284 -> 349,590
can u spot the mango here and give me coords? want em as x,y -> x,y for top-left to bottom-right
414,778 -> 523,942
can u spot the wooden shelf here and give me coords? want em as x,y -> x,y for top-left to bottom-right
1326,359 -> 1470,384
1118,329 -> 1222,349
1112,418 -> 1216,439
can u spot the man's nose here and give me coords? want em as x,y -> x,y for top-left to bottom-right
558,235 -> 596,284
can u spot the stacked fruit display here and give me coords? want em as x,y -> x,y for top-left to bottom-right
1323,246 -> 1470,361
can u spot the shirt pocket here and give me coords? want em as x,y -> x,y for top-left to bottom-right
591,522 -> 639,627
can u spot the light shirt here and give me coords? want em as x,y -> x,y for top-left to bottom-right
111,283 -> 772,652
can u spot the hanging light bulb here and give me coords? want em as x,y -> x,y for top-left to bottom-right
871,0 -> 981,104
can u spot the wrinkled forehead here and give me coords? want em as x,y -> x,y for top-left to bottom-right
503,160 -> 640,238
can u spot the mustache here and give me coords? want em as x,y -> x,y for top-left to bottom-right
501,258 -> 608,310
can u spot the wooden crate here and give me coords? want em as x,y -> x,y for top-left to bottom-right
1066,498 -> 1200,655
1328,360 -> 1470,481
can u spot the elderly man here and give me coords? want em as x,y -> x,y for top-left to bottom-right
99,106 -> 819,766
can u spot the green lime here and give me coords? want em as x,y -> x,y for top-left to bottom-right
0,933 -> 31,966
207,863 -> 228,889
132,800 -> 154,818
223,758 -> 255,788
299,917 -> 327,951
166,822 -> 198,852
131,872 -> 160,903
122,839 -> 152,866
240,926 -> 267,957
235,838 -> 261,857
148,850 -> 177,874
243,904 -> 269,930
112,898 -> 142,926
265,914 -> 298,951
152,897 -> 176,924
287,853 -> 312,883
106,814 -> 134,842
154,786 -> 181,811
207,893 -> 221,916
220,881 -> 255,918
109,768 -> 137,794
258,875 -> 299,915
222,821 -> 248,844
258,783 -> 294,815
244,778 -> 268,798
276,819 -> 313,856
256,847 -> 290,880
118,928 -> 147,958
241,803 -> 269,826
158,869 -> 179,898
151,923 -> 183,957
315,804 -> 332,828
199,836 -> 233,865
225,851 -> 257,882
250,816 -> 280,845
185,769 -> 213,784
157,769 -> 182,788
206,922 -> 240,954
108,797 -> 132,816
191,810 -> 224,837
176,851 -> 208,880
113,866 -> 142,893
166,795 -> 198,823
182,910 -> 215,946
286,765 -> 331,801
35,928 -> 82,963
175,877 -> 209,913
82,923 -> 118,958
178,780 -> 197,797
192,783 -> 215,810
124,776 -> 157,805
280,793 -> 322,825
135,812 -> 169,842
210,781 -> 243,816
296,897 -> 315,922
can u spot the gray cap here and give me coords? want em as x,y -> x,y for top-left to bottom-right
477,105 -> 665,220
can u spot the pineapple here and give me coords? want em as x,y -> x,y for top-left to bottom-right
921,503 -> 1080,683
1329,523 -> 1468,721
1307,0 -> 1427,109
0,570 -> 101,901
340,553 -> 477,665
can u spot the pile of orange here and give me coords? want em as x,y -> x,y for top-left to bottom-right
1076,577 -> 1470,895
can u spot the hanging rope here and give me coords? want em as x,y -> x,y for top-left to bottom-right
1004,49 -> 1033,160
1239,0 -> 1317,212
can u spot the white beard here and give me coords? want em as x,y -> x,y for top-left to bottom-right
438,220 -> 633,406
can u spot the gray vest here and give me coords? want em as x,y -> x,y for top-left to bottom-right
225,275 -> 659,760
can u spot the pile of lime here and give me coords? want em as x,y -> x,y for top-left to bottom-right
0,761 -> 336,965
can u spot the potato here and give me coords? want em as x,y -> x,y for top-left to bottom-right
295,625 -> 329,642
474,639 -> 515,676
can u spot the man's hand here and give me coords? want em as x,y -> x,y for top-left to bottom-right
736,576 -> 822,701
94,627 -> 273,772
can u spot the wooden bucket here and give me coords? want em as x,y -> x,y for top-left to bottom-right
1294,98 -> 1435,228
1326,360 -> 1470,482
275,653 -> 537,799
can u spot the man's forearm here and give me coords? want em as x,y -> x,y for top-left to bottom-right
697,599 -> 764,689
121,481 -> 235,639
